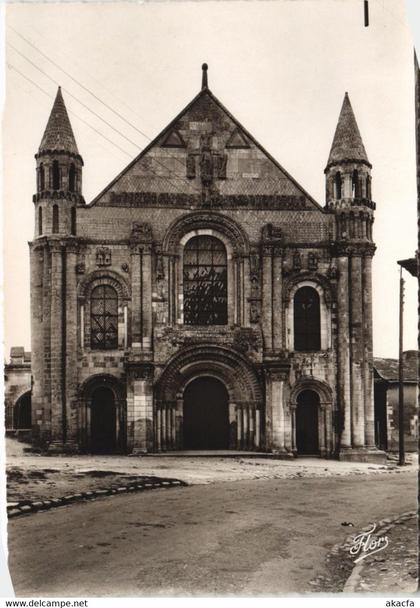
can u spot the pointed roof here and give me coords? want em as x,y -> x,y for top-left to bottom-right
39,87 -> 79,155
326,93 -> 370,170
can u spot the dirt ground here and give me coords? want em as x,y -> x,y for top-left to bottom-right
8,472 -> 417,596
6,437 -> 416,503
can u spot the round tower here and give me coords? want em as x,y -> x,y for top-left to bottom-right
325,92 -> 374,243
325,92 -> 381,461
33,87 -> 83,239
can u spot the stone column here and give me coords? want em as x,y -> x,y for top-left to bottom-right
229,401 -> 237,449
130,246 -> 142,348
130,222 -> 153,350
64,242 -> 79,451
127,364 -> 154,454
49,242 -> 64,449
362,252 -> 376,447
42,245 -> 52,442
264,366 -> 292,457
175,397 -> 183,449
261,244 -> 273,352
140,245 -> 152,350
336,253 -> 352,450
29,242 -> 45,446
349,252 -> 365,447
272,245 -> 283,351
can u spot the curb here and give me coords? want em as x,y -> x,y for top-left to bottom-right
7,477 -> 187,519
327,510 -> 417,592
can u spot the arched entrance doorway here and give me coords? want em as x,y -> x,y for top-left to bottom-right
183,377 -> 229,450
90,387 -> 116,454
296,390 -> 320,455
14,392 -> 31,429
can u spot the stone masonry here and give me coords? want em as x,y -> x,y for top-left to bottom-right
28,66 -> 384,461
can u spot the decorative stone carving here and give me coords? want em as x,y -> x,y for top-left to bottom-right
76,262 -> 85,274
293,251 -> 302,271
121,263 -> 129,273
250,300 -> 261,324
186,154 -> 196,179
249,250 -> 261,323
216,153 -> 228,180
155,250 -> 165,281
327,265 -> 338,280
128,364 -> 154,381
131,222 -> 152,243
262,223 -> 283,242
308,252 -> 318,271
200,148 -> 214,186
96,247 -> 111,267
233,329 -> 258,355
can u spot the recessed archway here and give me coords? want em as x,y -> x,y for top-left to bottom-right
183,376 -> 229,450
90,386 -> 116,454
296,390 -> 320,455
13,392 -> 32,429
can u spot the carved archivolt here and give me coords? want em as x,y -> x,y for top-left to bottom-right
77,269 -> 131,302
155,344 -> 263,405
80,373 -> 126,402
289,376 -> 334,410
282,272 -> 334,305
162,212 -> 249,255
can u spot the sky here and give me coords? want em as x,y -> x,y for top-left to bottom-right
2,0 -> 418,359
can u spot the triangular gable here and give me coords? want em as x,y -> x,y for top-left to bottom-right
90,87 -> 323,211
161,129 -> 186,148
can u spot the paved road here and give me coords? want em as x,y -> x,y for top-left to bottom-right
8,472 -> 416,596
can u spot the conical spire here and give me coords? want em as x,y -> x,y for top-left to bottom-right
39,87 -> 79,155
326,93 -> 370,169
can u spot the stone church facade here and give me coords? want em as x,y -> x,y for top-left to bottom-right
29,65 -> 383,460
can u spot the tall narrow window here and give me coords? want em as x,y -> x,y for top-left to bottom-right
69,163 -> 76,192
52,160 -> 60,190
183,235 -> 228,325
52,204 -> 59,233
39,164 -> 45,191
38,207 -> 43,236
352,169 -> 359,198
334,172 -> 342,199
71,207 -> 76,235
366,175 -> 372,199
90,285 -> 118,349
294,286 -> 321,351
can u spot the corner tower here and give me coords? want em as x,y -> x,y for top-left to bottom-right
34,87 -> 83,237
30,87 -> 82,451
326,93 -> 382,461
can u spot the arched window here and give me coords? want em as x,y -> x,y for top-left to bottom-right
183,235 -> 228,325
38,207 -> 43,236
39,163 -> 45,191
334,172 -> 342,199
71,207 -> 76,235
52,204 -> 59,233
69,163 -> 76,192
52,160 -> 60,190
352,169 -> 360,198
90,285 -> 118,349
294,286 -> 321,351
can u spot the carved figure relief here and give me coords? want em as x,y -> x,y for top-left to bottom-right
249,250 -> 261,323
96,247 -> 111,267
186,154 -> 196,179
308,253 -> 318,271
293,251 -> 302,271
